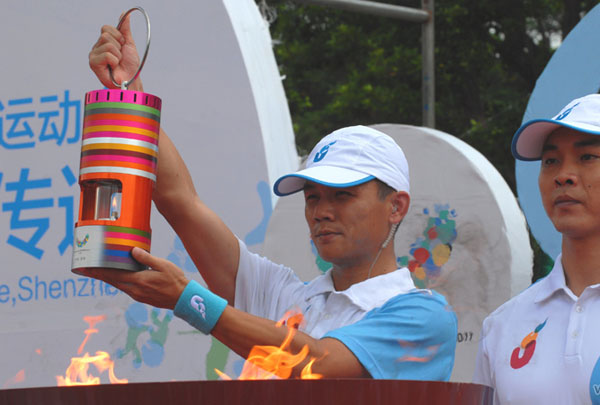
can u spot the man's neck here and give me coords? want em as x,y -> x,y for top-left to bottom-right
561,235 -> 600,296
330,248 -> 398,291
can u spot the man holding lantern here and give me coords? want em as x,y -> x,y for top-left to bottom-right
79,16 -> 457,380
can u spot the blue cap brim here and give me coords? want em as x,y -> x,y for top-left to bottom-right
273,173 -> 375,197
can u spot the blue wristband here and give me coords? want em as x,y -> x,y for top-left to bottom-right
173,280 -> 227,335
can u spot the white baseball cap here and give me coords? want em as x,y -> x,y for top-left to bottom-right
512,94 -> 600,161
274,125 -> 410,196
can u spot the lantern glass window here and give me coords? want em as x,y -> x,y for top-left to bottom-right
81,179 -> 123,221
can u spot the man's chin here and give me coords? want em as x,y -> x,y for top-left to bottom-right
315,249 -> 341,266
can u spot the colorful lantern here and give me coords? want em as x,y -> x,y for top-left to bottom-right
72,7 -> 159,271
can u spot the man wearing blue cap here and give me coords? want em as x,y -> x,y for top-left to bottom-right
81,20 -> 457,380
474,94 -> 600,403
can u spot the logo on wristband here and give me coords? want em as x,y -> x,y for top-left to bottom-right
190,295 -> 207,319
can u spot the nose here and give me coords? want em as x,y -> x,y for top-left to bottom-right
310,198 -> 334,222
554,169 -> 577,187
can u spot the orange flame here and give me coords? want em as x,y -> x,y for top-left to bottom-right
56,315 -> 128,386
57,351 -> 128,386
216,311 -> 322,380
2,369 -> 25,389
77,315 -> 105,355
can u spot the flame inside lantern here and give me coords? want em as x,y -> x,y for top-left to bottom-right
110,192 -> 122,220
56,315 -> 128,386
215,311 -> 323,380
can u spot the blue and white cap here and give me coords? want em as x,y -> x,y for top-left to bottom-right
274,125 -> 410,196
512,94 -> 600,161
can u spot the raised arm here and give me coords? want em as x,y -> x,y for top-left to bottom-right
88,18 -> 239,302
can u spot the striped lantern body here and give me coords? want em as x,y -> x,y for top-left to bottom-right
72,89 -> 161,271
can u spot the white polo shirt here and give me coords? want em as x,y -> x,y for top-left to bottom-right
234,240 -> 457,380
473,254 -> 600,404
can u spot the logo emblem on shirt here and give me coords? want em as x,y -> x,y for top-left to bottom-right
510,319 -> 547,369
590,355 -> 600,404
190,295 -> 207,319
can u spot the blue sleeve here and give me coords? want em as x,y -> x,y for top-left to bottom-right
323,291 -> 457,380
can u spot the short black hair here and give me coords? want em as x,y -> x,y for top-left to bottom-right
374,179 -> 395,201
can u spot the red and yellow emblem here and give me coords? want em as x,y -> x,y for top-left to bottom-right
510,319 -> 547,369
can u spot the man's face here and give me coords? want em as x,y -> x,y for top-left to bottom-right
303,180 -> 392,268
539,128 -> 600,239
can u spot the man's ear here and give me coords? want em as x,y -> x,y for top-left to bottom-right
390,191 -> 410,222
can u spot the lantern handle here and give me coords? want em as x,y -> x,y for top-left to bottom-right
108,6 -> 151,90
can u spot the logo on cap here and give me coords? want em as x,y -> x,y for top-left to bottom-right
313,141 -> 337,162
556,102 -> 580,121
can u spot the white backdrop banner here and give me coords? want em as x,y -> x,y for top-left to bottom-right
1,0 -> 536,389
0,0 -> 297,388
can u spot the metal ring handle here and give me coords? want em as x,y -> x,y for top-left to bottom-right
108,6 -> 151,90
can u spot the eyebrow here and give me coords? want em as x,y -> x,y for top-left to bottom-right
303,182 -> 315,191
574,138 -> 600,148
